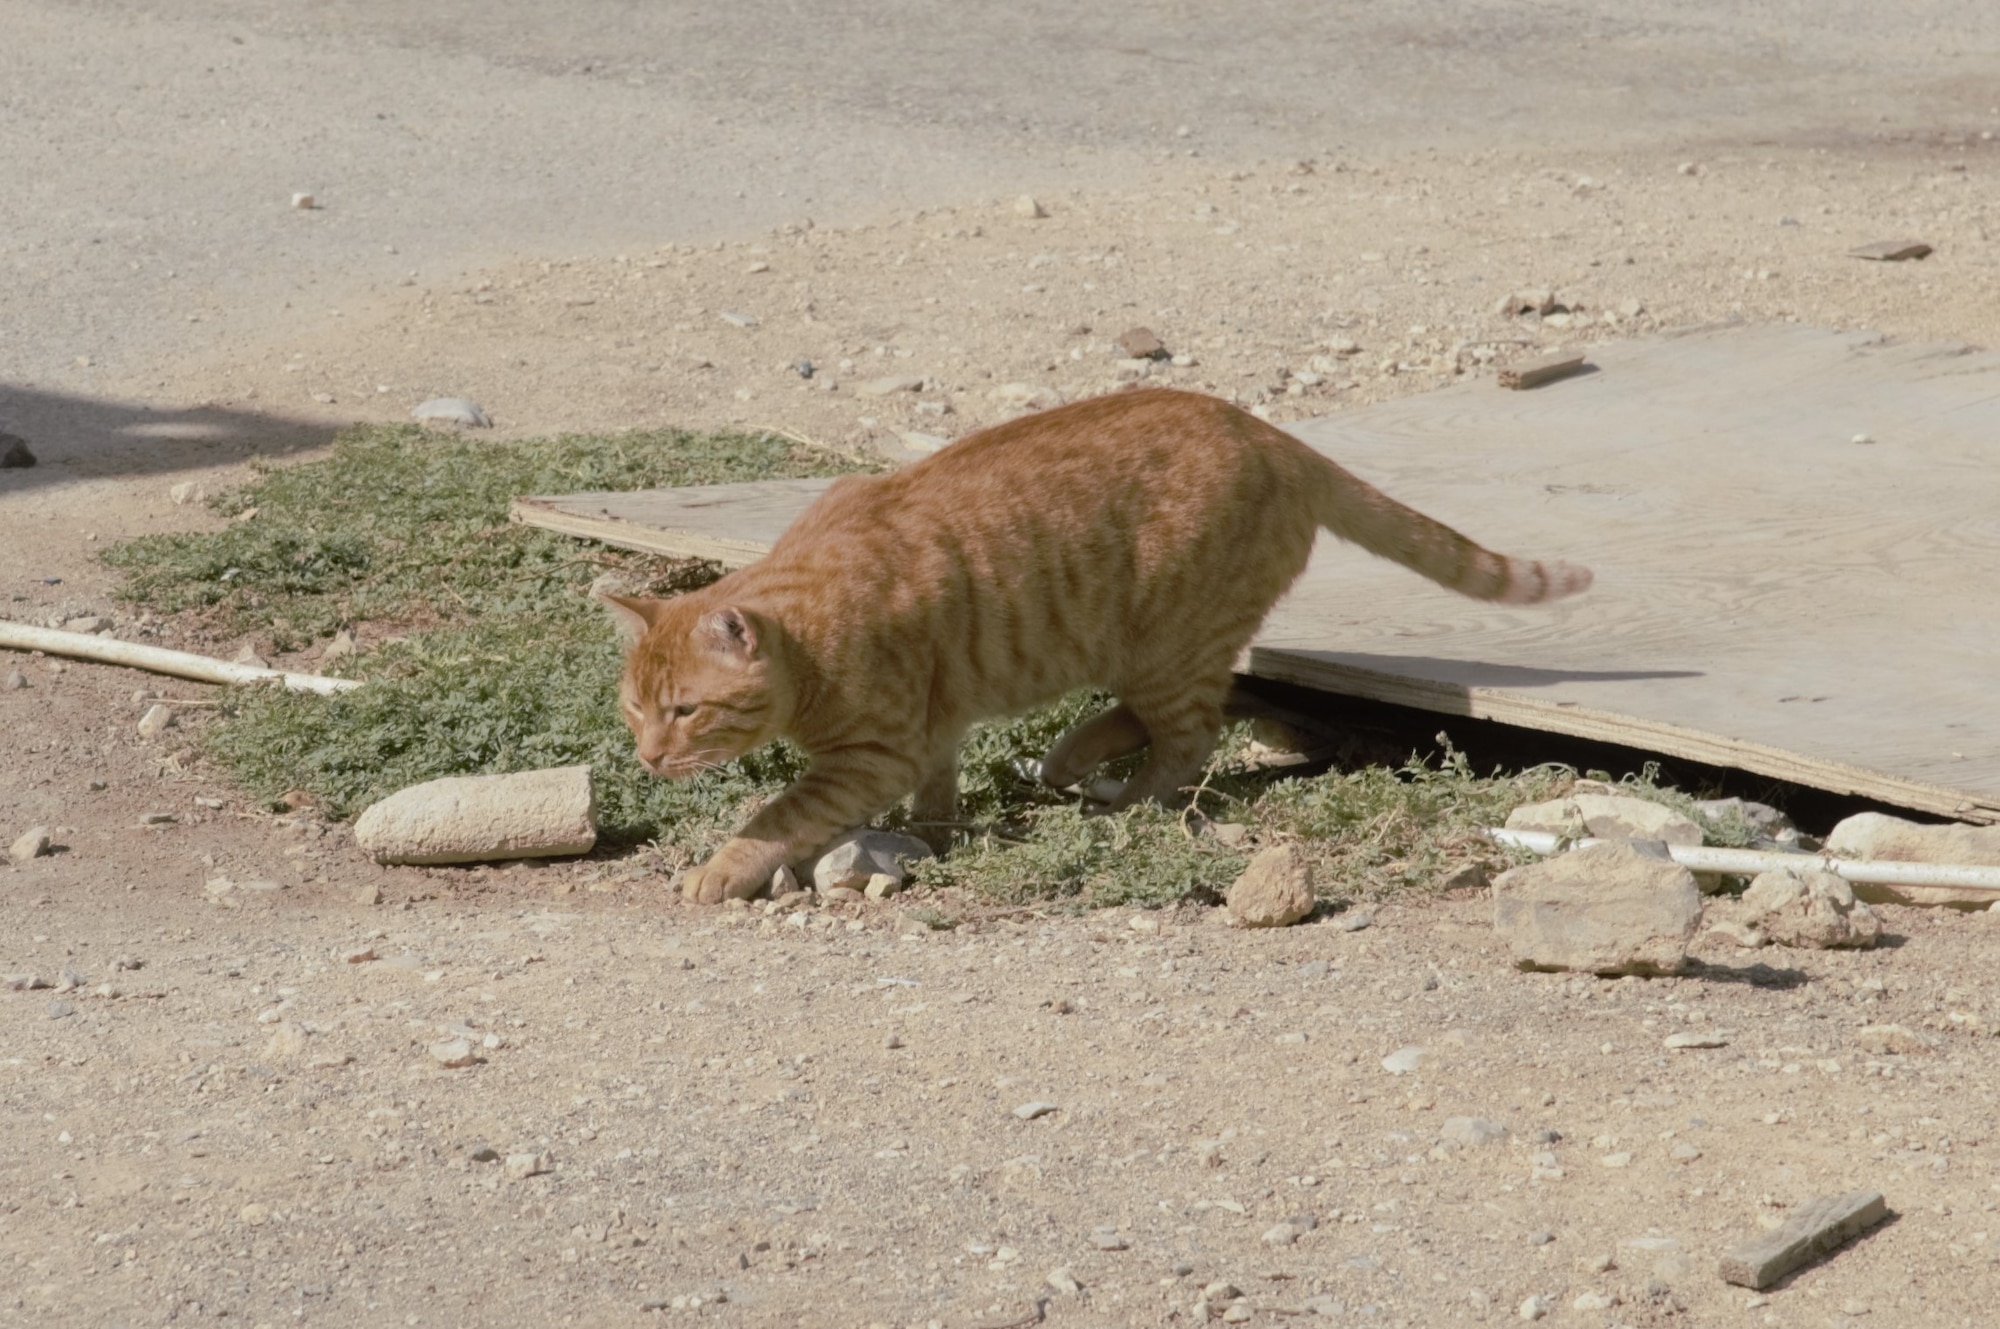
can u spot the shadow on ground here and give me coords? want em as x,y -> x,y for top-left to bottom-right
0,384 -> 339,495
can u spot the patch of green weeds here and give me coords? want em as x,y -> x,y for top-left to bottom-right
913,803 -> 1246,910
103,424 -> 854,650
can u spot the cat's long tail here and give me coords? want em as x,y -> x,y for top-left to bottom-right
1306,451 -> 1593,605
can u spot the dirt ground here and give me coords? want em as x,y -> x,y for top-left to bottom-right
9,4 -> 2000,1327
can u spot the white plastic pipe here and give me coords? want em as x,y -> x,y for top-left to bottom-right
0,622 -> 360,696
1487,827 -> 2000,893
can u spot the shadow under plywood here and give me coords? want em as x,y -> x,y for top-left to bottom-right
510,323 -> 2000,823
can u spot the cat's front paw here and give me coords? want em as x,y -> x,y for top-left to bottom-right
680,840 -> 778,904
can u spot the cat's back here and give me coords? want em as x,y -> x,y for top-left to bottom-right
780,388 -> 1308,553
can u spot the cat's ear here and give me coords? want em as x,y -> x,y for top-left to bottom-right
598,592 -> 663,642
698,607 -> 761,659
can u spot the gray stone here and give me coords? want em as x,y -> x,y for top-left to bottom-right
62,615 -> 111,633
1497,289 -> 1557,317
354,765 -> 597,864
1226,844 -> 1316,927
1734,868 -> 1881,949
411,397 -> 491,428
810,829 -> 933,892
1491,839 -> 1701,975
1505,793 -> 1703,847
429,1037 -> 479,1068
0,432 -> 36,468
168,481 -> 205,506
136,704 -> 175,740
1441,1116 -> 1509,1147
1013,194 -> 1047,219
503,1151 -> 553,1180
1824,812 -> 2000,907
1692,797 -> 1795,840
1380,1045 -> 1426,1075
3,670 -> 25,690
1013,1101 -> 1060,1121
1115,327 -> 1169,359
9,826 -> 52,863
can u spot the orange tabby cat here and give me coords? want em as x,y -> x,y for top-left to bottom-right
604,388 -> 1590,903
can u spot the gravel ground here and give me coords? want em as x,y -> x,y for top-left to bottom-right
8,4 -> 2000,1326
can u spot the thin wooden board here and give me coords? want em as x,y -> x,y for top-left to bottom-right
512,324 -> 2000,822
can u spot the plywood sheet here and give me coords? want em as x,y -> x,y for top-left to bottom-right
511,325 -> 2000,821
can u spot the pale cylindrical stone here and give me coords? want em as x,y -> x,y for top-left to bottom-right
353,766 -> 596,865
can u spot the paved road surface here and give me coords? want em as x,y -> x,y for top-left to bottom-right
3,0 -> 1996,392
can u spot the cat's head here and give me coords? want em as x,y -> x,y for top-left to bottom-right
601,593 -> 789,779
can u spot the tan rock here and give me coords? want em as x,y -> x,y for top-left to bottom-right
1854,1023 -> 1933,1056
1506,793 -> 1704,847
1735,869 -> 1881,949
1226,844 -> 1316,927
1491,840 -> 1700,975
1824,812 -> 2000,908
8,826 -> 52,863
353,766 -> 596,865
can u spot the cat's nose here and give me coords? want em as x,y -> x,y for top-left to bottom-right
635,738 -> 671,772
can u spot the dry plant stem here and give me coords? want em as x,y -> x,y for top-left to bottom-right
0,622 -> 361,696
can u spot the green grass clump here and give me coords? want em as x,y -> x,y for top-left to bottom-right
103,424 -> 854,650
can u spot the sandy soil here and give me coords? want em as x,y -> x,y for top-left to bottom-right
7,5 -> 2000,1327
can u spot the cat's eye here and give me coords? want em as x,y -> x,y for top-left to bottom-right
672,703 -> 697,718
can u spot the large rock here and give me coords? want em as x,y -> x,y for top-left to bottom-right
810,829 -> 934,893
1824,812 -> 2000,908
1226,844 -> 1316,927
1733,868 -> 1881,949
353,766 -> 596,865
1491,839 -> 1701,975
1505,793 -> 1704,848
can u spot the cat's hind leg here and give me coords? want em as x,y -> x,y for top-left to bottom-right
1038,703 -> 1150,790
1102,674 -> 1232,811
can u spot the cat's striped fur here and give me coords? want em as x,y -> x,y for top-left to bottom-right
605,388 -> 1591,903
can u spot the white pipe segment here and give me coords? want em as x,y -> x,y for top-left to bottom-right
1486,827 -> 2000,893
0,622 -> 360,697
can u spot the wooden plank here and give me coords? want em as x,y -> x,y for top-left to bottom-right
1718,1189 -> 1889,1289
511,325 -> 2000,823
510,478 -> 839,568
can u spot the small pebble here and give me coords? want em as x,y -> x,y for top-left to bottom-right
411,397 -> 492,428
3,670 -> 26,690
1013,1101 -> 1059,1121
9,826 -> 52,863
1336,909 -> 1375,933
503,1151 -> 552,1180
1013,195 -> 1047,219
1380,1045 -> 1426,1075
429,1037 -> 479,1068
340,946 -> 377,965
1518,1293 -> 1550,1320
1529,1230 -> 1554,1246
290,192 -> 316,209
0,432 -> 36,468
1851,433 -> 1874,445
1090,1229 -> 1129,1251
136,704 -> 175,740
1046,1267 -> 1081,1295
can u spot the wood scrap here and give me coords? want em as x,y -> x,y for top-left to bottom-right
1498,349 -> 1586,389
1848,240 -> 1933,261
1718,1189 -> 1888,1289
